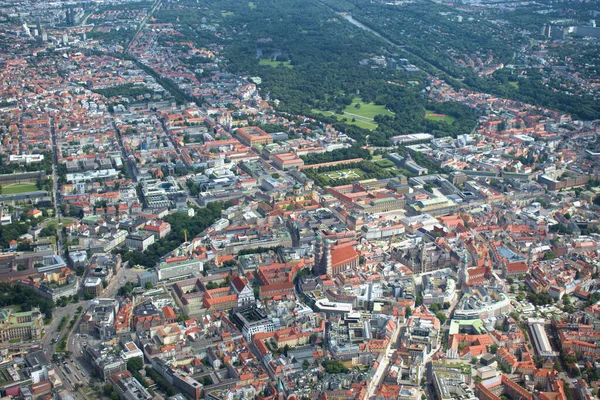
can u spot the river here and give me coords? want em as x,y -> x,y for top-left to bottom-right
339,12 -> 444,78
340,13 -> 386,40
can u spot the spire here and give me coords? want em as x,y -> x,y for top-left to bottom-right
314,233 -> 323,273
324,238 -> 332,277
459,251 -> 469,287
419,241 -> 426,274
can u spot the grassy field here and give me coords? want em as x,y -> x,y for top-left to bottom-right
374,159 -> 395,168
221,11 -> 234,17
339,116 -> 377,130
312,97 -> 393,131
508,81 -> 519,89
311,109 -> 379,130
259,59 -> 293,68
248,2 -> 257,9
317,168 -> 365,184
343,98 -> 394,120
0,182 -> 38,195
425,109 -> 456,124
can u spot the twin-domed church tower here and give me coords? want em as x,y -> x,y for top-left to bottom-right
314,234 -> 332,277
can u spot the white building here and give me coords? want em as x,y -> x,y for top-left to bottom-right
120,342 -> 144,361
9,154 -> 44,164
230,276 -> 255,307
125,232 -> 155,252
156,258 -> 202,281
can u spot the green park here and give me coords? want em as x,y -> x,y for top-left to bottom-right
317,168 -> 366,185
0,182 -> 38,195
259,59 -> 293,68
312,97 -> 394,131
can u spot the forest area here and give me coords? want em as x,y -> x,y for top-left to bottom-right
321,0 -> 600,120
156,0 -> 478,146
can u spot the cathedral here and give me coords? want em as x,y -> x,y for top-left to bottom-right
314,235 -> 360,277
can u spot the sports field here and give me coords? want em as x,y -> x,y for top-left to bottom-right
0,182 -> 38,195
425,110 -> 456,124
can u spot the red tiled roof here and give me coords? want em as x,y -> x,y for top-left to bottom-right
162,306 -> 176,320
507,261 -> 529,272
331,245 -> 359,268
231,276 -> 247,292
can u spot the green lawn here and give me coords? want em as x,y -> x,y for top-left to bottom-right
311,109 -> 378,131
259,59 -> 293,68
338,116 -> 378,130
0,182 -> 38,195
343,97 -> 394,120
374,159 -> 395,168
311,97 -> 392,131
248,2 -> 257,9
317,168 -> 365,184
508,81 -> 519,89
312,109 -> 335,117
425,109 -> 456,124
221,11 -> 234,17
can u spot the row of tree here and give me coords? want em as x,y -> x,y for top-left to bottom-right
116,202 -> 226,268
0,283 -> 54,319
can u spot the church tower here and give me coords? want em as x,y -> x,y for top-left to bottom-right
418,241 -> 426,274
323,238 -> 333,277
458,252 -> 469,287
314,234 -> 323,272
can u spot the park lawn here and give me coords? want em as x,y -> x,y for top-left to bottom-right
259,59 -> 293,68
221,11 -> 234,17
248,2 -> 257,9
425,109 -> 456,124
311,109 -> 335,117
508,81 -> 519,89
389,168 -> 411,177
311,109 -> 378,131
374,159 -> 395,168
343,97 -> 394,120
338,117 -> 377,130
1,182 -> 38,195
317,168 -> 365,184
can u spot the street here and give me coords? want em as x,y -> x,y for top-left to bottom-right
364,317 -> 404,399
49,116 -> 63,254
39,264 -> 141,399
41,300 -> 88,400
